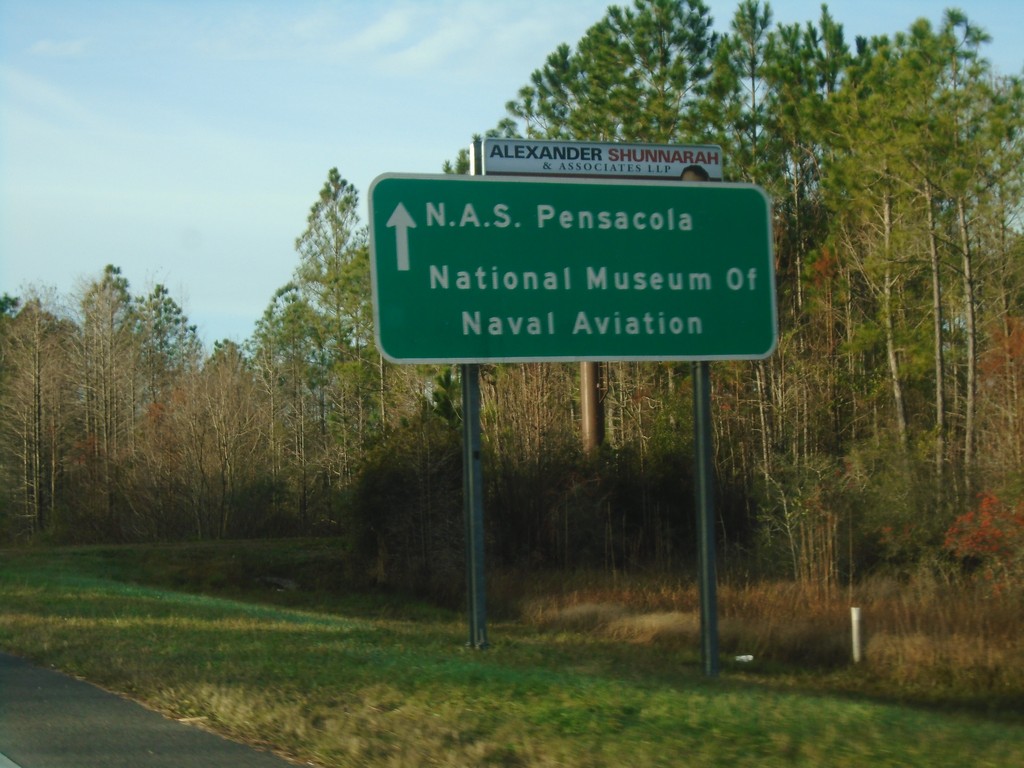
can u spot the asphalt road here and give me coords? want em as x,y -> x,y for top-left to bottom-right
0,653 -> 302,767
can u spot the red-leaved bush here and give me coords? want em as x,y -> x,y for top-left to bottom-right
945,492 -> 1024,594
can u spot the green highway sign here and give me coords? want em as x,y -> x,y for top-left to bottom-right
369,174 -> 776,363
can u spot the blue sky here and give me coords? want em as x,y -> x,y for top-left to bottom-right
2,0 -> 1022,345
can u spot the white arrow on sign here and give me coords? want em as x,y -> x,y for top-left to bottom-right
386,203 -> 417,271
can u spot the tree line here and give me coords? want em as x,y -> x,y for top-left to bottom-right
2,1 -> 1022,595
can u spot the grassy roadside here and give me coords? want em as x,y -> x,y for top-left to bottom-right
1,542 -> 1022,767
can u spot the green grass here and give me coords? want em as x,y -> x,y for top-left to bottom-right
1,543 -> 1022,767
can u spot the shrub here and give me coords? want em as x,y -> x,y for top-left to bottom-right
945,492 -> 1024,595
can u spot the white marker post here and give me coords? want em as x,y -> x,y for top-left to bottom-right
851,606 -> 863,663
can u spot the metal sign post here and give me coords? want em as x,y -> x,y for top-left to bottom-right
461,360 -> 488,649
693,359 -> 719,676
461,141 -> 488,649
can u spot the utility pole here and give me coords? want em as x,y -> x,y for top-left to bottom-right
581,361 -> 604,454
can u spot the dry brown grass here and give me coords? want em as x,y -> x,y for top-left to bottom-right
851,575 -> 1024,697
493,569 -> 1024,702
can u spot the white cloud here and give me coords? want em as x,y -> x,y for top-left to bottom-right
29,38 -> 89,57
0,65 -> 107,136
377,18 -> 469,73
341,6 -> 416,55
340,1 -> 587,83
